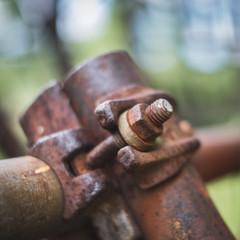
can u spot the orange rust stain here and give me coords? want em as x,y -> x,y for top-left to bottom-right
175,221 -> 181,229
174,221 -> 188,240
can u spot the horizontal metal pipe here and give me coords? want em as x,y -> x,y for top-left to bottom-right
0,156 -> 64,240
193,126 -> 240,181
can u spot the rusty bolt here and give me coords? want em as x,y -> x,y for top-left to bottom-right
146,98 -> 173,127
87,98 -> 173,168
118,98 -> 173,151
127,99 -> 173,142
127,103 -> 162,142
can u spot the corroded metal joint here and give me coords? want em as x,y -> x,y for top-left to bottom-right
118,98 -> 173,151
118,137 -> 200,189
0,51 -> 235,240
87,87 -> 176,169
118,111 -> 155,151
127,103 -> 163,142
21,84 -> 113,220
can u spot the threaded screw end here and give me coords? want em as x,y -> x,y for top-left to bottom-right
146,99 -> 173,127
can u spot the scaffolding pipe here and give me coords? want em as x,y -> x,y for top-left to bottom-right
0,156 -> 64,240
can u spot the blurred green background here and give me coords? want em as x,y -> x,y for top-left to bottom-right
0,0 -> 239,238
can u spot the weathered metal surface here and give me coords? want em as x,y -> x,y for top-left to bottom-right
127,103 -> 163,142
92,194 -> 142,240
20,83 -> 80,147
63,51 -> 234,239
118,137 -> 200,172
118,111 -> 155,151
91,74 -> 233,238
87,97 -> 175,169
0,51 -> 236,240
0,156 -> 64,240
95,86 -> 176,132
20,79 -> 141,239
117,98 -> 172,152
93,88 -> 200,190
31,129 -> 111,219
118,99 -> 173,152
21,84 -> 112,219
86,134 -> 126,169
114,163 -> 234,240
118,137 -> 200,189
64,51 -> 145,143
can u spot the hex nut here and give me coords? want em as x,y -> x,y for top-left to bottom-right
118,111 -> 154,151
127,103 -> 163,142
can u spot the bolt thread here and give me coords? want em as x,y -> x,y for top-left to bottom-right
113,132 -> 127,148
146,99 -> 173,127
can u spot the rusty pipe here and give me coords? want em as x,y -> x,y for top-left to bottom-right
193,126 -> 240,181
64,51 -> 235,239
0,153 -> 103,240
0,156 -> 64,240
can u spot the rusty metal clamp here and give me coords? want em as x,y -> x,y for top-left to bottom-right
20,80 -> 142,239
86,86 -> 200,190
21,83 -> 113,219
1,51 -> 234,240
